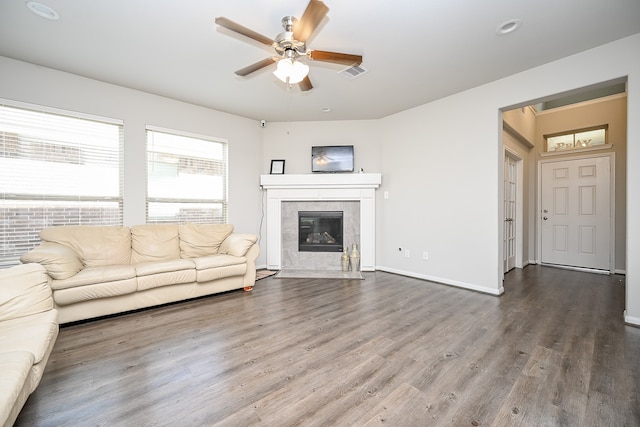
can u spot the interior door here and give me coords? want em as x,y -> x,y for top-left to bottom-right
540,156 -> 611,271
504,155 -> 517,272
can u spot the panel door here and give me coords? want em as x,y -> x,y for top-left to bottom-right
540,156 -> 611,270
504,155 -> 517,272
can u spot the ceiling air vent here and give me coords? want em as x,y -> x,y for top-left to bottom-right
339,64 -> 368,80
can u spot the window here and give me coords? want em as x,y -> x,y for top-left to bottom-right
146,127 -> 227,224
545,125 -> 607,152
0,102 -> 123,267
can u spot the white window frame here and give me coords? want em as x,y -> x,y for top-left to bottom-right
145,125 -> 228,224
0,99 -> 124,267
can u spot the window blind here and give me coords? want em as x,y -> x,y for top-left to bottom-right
0,103 -> 123,268
146,127 -> 227,224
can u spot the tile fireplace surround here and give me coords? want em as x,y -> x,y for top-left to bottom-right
260,173 -> 382,271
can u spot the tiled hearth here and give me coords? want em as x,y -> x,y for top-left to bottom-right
260,173 -> 381,271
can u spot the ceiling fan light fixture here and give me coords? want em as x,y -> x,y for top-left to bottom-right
273,58 -> 309,84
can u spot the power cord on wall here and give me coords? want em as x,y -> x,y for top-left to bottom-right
257,184 -> 265,247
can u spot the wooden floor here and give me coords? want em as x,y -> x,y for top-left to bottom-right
15,266 -> 640,426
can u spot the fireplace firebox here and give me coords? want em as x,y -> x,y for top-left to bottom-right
298,211 -> 343,252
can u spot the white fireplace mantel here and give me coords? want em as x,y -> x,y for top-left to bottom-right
260,173 -> 381,271
261,173 -> 382,190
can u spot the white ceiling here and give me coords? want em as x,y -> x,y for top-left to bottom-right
1,0 -> 639,122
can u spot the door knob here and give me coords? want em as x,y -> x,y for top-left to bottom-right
543,209 -> 548,213
543,216 -> 548,220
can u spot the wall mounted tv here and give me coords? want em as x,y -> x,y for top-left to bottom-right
311,145 -> 354,173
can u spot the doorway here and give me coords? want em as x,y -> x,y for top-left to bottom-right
538,154 -> 613,272
503,149 -> 523,272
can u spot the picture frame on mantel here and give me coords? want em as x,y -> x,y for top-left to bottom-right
270,159 -> 285,174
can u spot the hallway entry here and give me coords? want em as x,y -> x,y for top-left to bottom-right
539,155 -> 612,271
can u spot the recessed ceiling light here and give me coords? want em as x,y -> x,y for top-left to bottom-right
26,1 -> 59,20
496,19 -> 521,35
321,107 -> 332,113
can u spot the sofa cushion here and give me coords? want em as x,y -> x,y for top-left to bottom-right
0,309 -> 58,364
135,259 -> 197,291
134,259 -> 195,276
0,351 -> 35,427
0,264 -> 53,322
191,255 -> 247,282
40,225 -> 131,268
49,265 -> 137,290
137,270 -> 197,291
20,242 -> 84,280
179,223 -> 234,258
196,264 -> 247,282
53,277 -> 138,306
218,233 -> 258,257
191,254 -> 246,270
131,224 -> 180,264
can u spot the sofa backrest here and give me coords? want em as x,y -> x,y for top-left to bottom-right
179,223 -> 234,258
35,223 -> 241,268
40,225 -> 131,268
0,263 -> 53,321
130,224 -> 180,264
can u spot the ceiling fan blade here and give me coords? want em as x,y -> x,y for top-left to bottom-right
299,76 -> 313,91
293,0 -> 329,42
309,50 -> 362,66
215,17 -> 274,46
235,57 -> 277,76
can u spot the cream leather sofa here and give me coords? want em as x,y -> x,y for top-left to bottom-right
20,223 -> 259,324
0,263 -> 58,427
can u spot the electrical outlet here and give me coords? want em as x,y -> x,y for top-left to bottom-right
422,251 -> 429,261
404,249 -> 410,258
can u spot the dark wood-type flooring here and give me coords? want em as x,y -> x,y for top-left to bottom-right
15,266 -> 640,426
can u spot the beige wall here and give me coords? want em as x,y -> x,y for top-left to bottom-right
503,106 -> 537,146
535,94 -> 627,272
502,94 -> 627,272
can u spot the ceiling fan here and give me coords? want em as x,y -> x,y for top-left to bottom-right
215,0 -> 362,91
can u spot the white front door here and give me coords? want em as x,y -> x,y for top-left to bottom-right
504,155 -> 517,272
540,156 -> 611,271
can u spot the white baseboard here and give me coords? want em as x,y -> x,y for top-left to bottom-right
376,266 -> 504,296
624,311 -> 640,327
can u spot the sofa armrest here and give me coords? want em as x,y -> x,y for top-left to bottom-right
218,234 -> 258,257
0,264 -> 53,322
20,242 -> 84,280
242,244 -> 260,289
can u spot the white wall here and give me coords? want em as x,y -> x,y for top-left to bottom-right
378,89 -> 504,294
3,32 -> 639,324
0,56 -> 265,264
386,34 -> 640,320
260,120 -> 382,174
263,34 -> 640,324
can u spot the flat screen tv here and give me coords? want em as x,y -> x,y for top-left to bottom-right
311,145 -> 354,173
